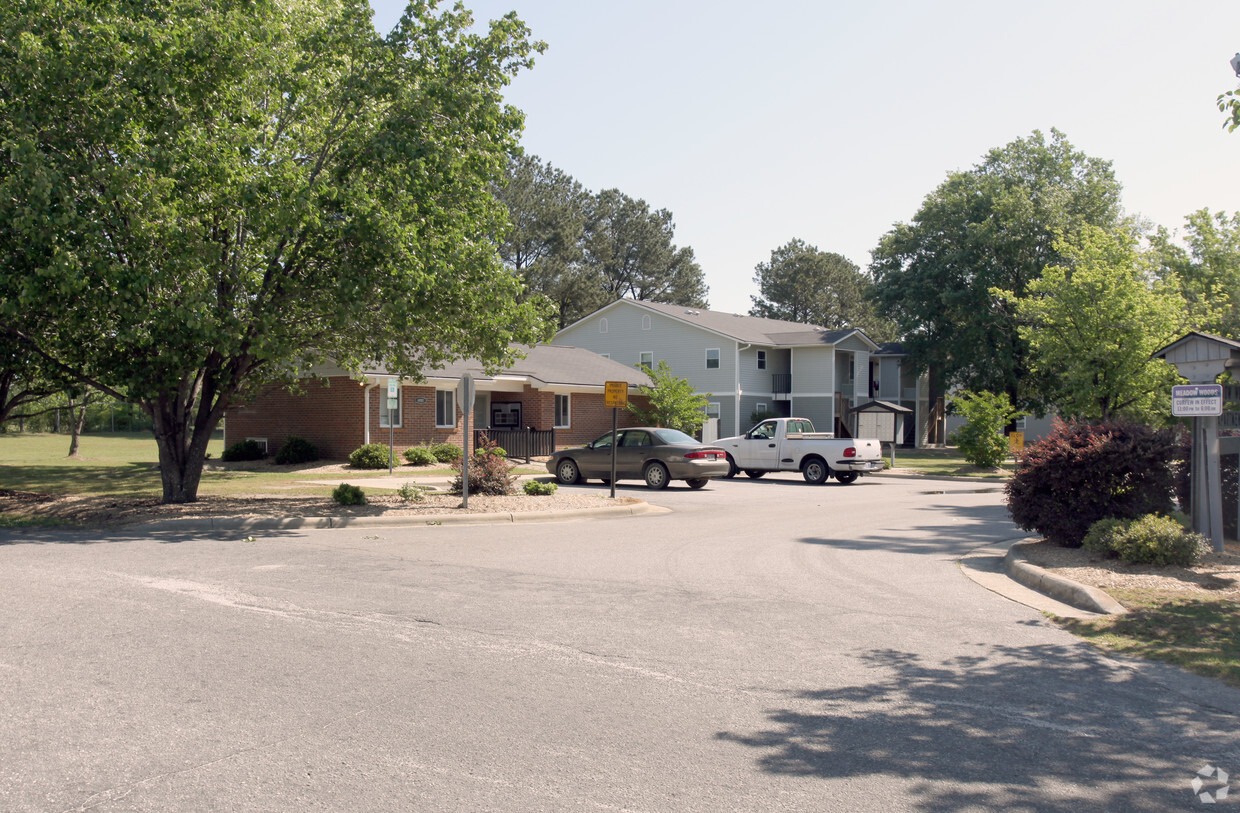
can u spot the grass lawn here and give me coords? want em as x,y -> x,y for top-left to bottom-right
1056,588 -> 1240,689
0,431 -> 543,503
883,446 -> 1016,479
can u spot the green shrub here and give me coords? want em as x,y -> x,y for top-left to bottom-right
397,482 -> 426,503
451,437 -> 516,495
402,445 -> 436,466
1006,420 -> 1182,548
523,480 -> 558,496
1082,514 -> 1208,567
948,390 -> 1022,468
274,436 -> 319,465
221,439 -> 265,462
332,483 -> 366,505
431,443 -> 462,464
349,443 -> 390,469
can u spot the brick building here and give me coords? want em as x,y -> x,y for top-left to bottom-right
224,344 -> 652,460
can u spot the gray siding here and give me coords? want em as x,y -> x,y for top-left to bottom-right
791,396 -> 834,434
792,346 -> 835,396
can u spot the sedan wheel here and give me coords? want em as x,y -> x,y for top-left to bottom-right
744,470 -> 765,479
555,459 -> 581,485
686,478 -> 708,490
835,471 -> 860,485
644,462 -> 670,490
802,458 -> 829,485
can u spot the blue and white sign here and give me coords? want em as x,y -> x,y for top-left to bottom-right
1172,384 -> 1224,417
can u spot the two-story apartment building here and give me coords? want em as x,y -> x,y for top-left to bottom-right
554,299 -> 929,444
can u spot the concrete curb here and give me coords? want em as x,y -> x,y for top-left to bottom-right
1004,540 -> 1128,615
137,500 -> 669,532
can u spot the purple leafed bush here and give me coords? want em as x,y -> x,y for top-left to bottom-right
1005,419 -> 1184,547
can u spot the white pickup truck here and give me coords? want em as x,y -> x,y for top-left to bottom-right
717,417 -> 884,484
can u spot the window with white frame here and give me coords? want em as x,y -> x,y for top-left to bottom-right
705,348 -> 720,369
757,350 -> 767,370
639,351 -> 653,369
599,317 -> 608,334
380,387 -> 401,428
435,389 -> 456,428
705,402 -> 720,419
642,314 -> 651,331
755,402 -> 767,415
554,394 -> 571,428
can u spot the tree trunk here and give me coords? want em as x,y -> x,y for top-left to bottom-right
67,395 -> 89,458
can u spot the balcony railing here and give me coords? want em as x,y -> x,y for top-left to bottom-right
474,428 -> 556,462
772,373 -> 792,394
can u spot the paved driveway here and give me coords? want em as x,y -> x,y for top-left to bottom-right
1,475 -> 1237,811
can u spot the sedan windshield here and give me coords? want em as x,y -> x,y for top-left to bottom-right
652,428 -> 699,445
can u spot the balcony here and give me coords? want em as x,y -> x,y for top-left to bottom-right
772,374 -> 792,396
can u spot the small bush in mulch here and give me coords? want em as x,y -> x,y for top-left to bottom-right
331,483 -> 366,506
1082,514 -> 1209,567
451,438 -> 516,496
274,436 -> 319,465
402,446 -> 437,466
523,480 -> 557,496
221,439 -> 266,462
348,443 -> 391,470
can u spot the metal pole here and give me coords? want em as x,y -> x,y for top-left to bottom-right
462,409 -> 470,509
609,407 -> 618,499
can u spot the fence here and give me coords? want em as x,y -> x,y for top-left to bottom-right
474,428 -> 556,462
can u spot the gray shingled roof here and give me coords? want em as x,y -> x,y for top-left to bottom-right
621,300 -> 877,349
366,344 -> 651,387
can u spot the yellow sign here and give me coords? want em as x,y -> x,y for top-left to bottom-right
1008,431 -> 1025,453
604,381 -> 629,408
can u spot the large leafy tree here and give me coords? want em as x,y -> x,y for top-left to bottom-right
0,0 -> 553,502
749,239 -> 894,339
1007,226 -> 1186,423
870,129 -> 1123,411
627,361 -> 709,435
1148,209 -> 1240,338
494,154 -> 604,328
582,189 -> 709,308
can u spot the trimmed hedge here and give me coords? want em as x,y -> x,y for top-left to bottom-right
332,483 -> 366,505
274,436 -> 319,465
1005,420 -> 1182,548
349,443 -> 391,469
1082,514 -> 1208,567
221,439 -> 265,462
402,445 -> 437,466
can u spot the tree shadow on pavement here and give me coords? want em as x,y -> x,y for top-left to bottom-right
716,644 -> 1240,811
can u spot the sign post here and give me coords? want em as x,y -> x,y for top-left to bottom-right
1008,431 -> 1024,466
1173,384 -> 1225,552
458,373 -> 477,508
387,378 -> 398,474
604,382 -> 628,499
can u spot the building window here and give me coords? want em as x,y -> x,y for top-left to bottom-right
706,348 -> 720,369
755,402 -> 767,414
705,402 -> 720,419
757,350 -> 767,370
642,314 -> 651,331
599,317 -> 608,334
435,390 -> 456,428
380,387 -> 401,428
639,351 -> 654,369
600,353 -> 610,359
554,394 -> 571,428
848,359 -> 855,382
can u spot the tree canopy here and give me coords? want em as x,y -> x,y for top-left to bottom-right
0,0 -> 553,502
1005,226 -> 1186,423
1147,209 -> 1240,339
749,239 -> 893,339
870,129 -> 1123,411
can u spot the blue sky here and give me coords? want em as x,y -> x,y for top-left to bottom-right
371,0 -> 1240,315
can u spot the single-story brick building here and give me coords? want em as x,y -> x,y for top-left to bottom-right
223,344 -> 653,461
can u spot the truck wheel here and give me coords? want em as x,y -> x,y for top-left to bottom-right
744,470 -> 765,479
555,459 -> 581,485
724,454 -> 739,478
835,471 -> 860,484
802,458 -> 829,485
644,462 -> 671,490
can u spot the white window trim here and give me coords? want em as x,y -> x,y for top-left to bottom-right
705,402 -> 720,419
554,393 -> 571,429
639,351 -> 654,369
755,402 -> 767,414
642,314 -> 651,331
705,348 -> 721,370
757,350 -> 767,370
599,317 -> 608,334
380,387 -> 402,428
435,390 -> 456,428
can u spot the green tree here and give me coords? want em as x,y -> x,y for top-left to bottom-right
749,239 -> 894,339
1148,209 -> 1240,338
1006,226 -> 1185,423
0,0 -> 552,502
949,390 -> 1022,468
494,154 -> 605,328
870,129 -> 1123,412
583,189 -> 709,308
627,361 -> 710,435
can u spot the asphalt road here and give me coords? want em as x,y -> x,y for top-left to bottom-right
1,474 -> 1238,812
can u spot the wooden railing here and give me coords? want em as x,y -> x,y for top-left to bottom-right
474,428 -> 556,462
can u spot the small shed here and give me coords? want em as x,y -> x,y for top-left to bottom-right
851,400 -> 913,445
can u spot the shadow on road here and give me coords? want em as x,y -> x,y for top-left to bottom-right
715,644 -> 1237,811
